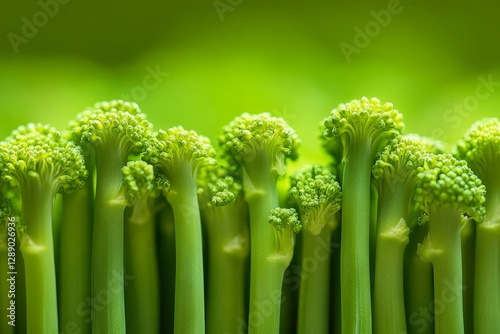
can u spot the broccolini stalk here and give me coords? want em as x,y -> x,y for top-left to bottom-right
288,164 -> 341,334
122,161 -> 168,334
371,134 -> 437,333
59,140 -> 94,334
219,113 -> 300,334
415,154 -> 486,334
322,97 -> 404,333
197,161 -> 249,334
70,100 -> 152,333
455,118 -> 500,333
143,126 -> 216,333
0,123 -> 87,333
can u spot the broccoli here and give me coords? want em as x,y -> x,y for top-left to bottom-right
121,160 -> 168,334
371,134 -> 439,333
219,112 -> 300,333
455,118 -> 500,333
197,160 -> 249,334
321,97 -> 404,333
415,154 -> 486,334
288,164 -> 342,334
59,127 -> 95,333
70,100 -> 152,333
0,123 -> 87,333
142,126 -> 216,333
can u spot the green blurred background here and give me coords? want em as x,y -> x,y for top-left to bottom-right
1,0 -> 499,165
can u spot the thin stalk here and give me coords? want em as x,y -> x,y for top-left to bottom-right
60,169 -> 94,333
474,222 -> 500,333
340,140 -> 372,334
20,184 -> 58,333
297,230 -> 333,334
124,199 -> 160,334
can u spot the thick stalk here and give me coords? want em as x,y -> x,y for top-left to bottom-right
20,185 -> 58,333
474,222 -> 500,334
92,150 -> 127,334
373,184 -> 410,334
461,220 -> 475,334
427,208 -> 464,334
124,200 -> 160,334
297,230 -> 333,334
340,140 -> 372,334
167,166 -> 205,334
204,203 -> 248,334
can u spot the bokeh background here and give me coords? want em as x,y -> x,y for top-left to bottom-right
1,0 -> 499,165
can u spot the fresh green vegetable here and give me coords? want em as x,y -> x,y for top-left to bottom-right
371,134 -> 439,333
415,154 -> 486,334
122,160 -> 168,334
197,160 -> 249,334
455,118 -> 500,334
0,123 -> 87,333
59,137 -> 94,334
70,100 -> 152,333
321,97 -> 404,333
288,164 -> 341,334
142,126 -> 216,333
219,113 -> 300,333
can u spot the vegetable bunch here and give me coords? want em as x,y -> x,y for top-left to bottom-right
0,97 -> 498,334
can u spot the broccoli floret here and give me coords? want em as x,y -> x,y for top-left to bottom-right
143,126 -> 216,333
197,160 -> 249,334
0,123 -> 87,333
219,113 -> 300,333
455,118 -> 500,333
288,164 -> 341,334
321,97 -> 404,332
415,154 -> 485,334
69,100 -> 152,333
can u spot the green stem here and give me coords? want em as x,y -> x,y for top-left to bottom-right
204,201 -> 249,334
91,150 -> 127,333
427,208 -> 464,334
167,167 -> 205,334
124,199 -> 160,334
60,179 -> 93,333
373,183 -> 411,334
20,185 -> 58,333
474,222 -> 500,334
297,230 -> 333,334
404,223 -> 434,334
340,140 -> 372,334
461,220 -> 475,334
